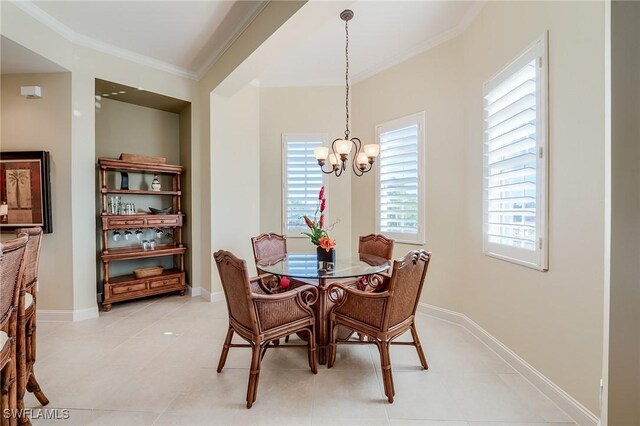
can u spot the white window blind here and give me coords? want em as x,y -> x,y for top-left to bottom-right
375,113 -> 425,244
282,134 -> 327,237
483,34 -> 548,270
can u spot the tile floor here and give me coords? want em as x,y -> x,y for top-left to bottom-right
25,295 -> 577,425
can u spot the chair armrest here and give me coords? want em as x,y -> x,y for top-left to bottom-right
327,282 -> 390,329
248,274 -> 278,294
252,285 -> 318,332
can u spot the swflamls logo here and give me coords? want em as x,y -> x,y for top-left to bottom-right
3,408 -> 70,420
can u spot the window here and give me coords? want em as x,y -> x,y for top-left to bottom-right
375,112 -> 425,244
483,34 -> 548,270
282,134 -> 327,237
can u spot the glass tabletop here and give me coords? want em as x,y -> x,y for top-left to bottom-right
256,252 -> 391,280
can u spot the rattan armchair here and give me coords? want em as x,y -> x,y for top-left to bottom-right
214,250 -> 318,408
15,228 -> 47,425
251,233 -> 315,293
1,235 -> 28,426
327,250 -> 431,403
356,234 -> 395,291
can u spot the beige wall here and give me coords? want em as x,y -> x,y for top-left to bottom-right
462,1 -> 605,413
260,86 -> 352,254
1,72 -> 73,310
210,84 -> 261,293
605,1 -> 640,423
351,37 -> 467,312
351,1 -> 605,414
2,1 -> 199,314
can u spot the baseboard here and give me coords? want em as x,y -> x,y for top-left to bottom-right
187,285 -> 201,297
38,306 -> 99,322
210,291 -> 224,302
418,303 -> 599,426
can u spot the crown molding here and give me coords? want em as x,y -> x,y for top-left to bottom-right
10,0 -> 199,80
351,0 -> 486,84
194,1 -> 268,80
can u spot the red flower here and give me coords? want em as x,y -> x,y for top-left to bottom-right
303,215 -> 314,229
280,276 -> 290,289
319,214 -> 325,229
320,199 -> 326,213
318,186 -> 325,200
318,236 -> 336,252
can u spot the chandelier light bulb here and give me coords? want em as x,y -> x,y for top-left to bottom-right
356,152 -> 369,167
314,146 -> 329,160
329,153 -> 339,166
335,139 -> 352,155
364,144 -> 381,158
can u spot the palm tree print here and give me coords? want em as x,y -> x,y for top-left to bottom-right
6,169 -> 32,209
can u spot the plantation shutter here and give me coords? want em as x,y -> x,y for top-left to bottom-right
483,35 -> 548,270
283,135 -> 325,236
376,113 -> 425,244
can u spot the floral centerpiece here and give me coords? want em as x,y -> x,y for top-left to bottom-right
302,186 -> 336,262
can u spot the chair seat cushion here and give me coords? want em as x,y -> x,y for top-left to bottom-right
0,331 -> 8,351
25,292 -> 34,309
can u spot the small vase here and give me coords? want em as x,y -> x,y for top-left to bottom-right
317,246 -> 336,263
151,175 -> 161,191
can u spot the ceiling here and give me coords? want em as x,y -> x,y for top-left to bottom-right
22,1 -> 266,79
1,36 -> 68,74
7,1 -> 484,85
257,1 -> 484,87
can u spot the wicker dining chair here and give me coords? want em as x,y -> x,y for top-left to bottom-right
15,228 -> 47,424
214,250 -> 318,408
251,233 -> 316,293
1,235 -> 28,426
327,250 -> 431,403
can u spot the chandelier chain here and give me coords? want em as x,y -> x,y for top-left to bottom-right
344,17 -> 350,139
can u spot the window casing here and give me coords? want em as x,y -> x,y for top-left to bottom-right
483,34 -> 548,270
282,133 -> 327,237
375,112 -> 425,245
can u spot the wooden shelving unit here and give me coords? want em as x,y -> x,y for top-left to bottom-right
98,158 -> 187,311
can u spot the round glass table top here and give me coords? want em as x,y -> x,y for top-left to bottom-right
256,252 -> 391,280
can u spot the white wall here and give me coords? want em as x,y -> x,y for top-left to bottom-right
351,1 -> 605,415
260,86 -> 352,254
1,72 -> 73,311
210,84 -> 261,293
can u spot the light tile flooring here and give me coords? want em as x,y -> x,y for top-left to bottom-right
26,295 -> 576,426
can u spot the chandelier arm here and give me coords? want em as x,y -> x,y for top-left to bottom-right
351,138 -> 365,176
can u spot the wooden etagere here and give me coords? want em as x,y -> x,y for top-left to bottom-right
98,158 -> 187,311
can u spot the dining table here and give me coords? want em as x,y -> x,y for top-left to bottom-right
256,251 -> 391,364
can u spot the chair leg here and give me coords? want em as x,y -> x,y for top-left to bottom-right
377,340 -> 395,403
306,326 -> 317,374
25,374 -> 47,407
327,320 -> 337,369
284,335 -> 290,343
246,344 -> 262,409
410,323 -> 428,370
217,326 -> 234,373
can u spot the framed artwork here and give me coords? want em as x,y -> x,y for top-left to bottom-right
0,151 -> 53,233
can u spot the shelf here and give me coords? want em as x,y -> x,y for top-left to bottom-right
98,158 -> 182,174
102,244 -> 186,261
108,268 -> 183,285
102,189 -> 181,195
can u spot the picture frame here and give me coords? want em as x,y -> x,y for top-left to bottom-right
0,151 -> 53,233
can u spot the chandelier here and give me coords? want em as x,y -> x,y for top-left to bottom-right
313,9 -> 380,177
